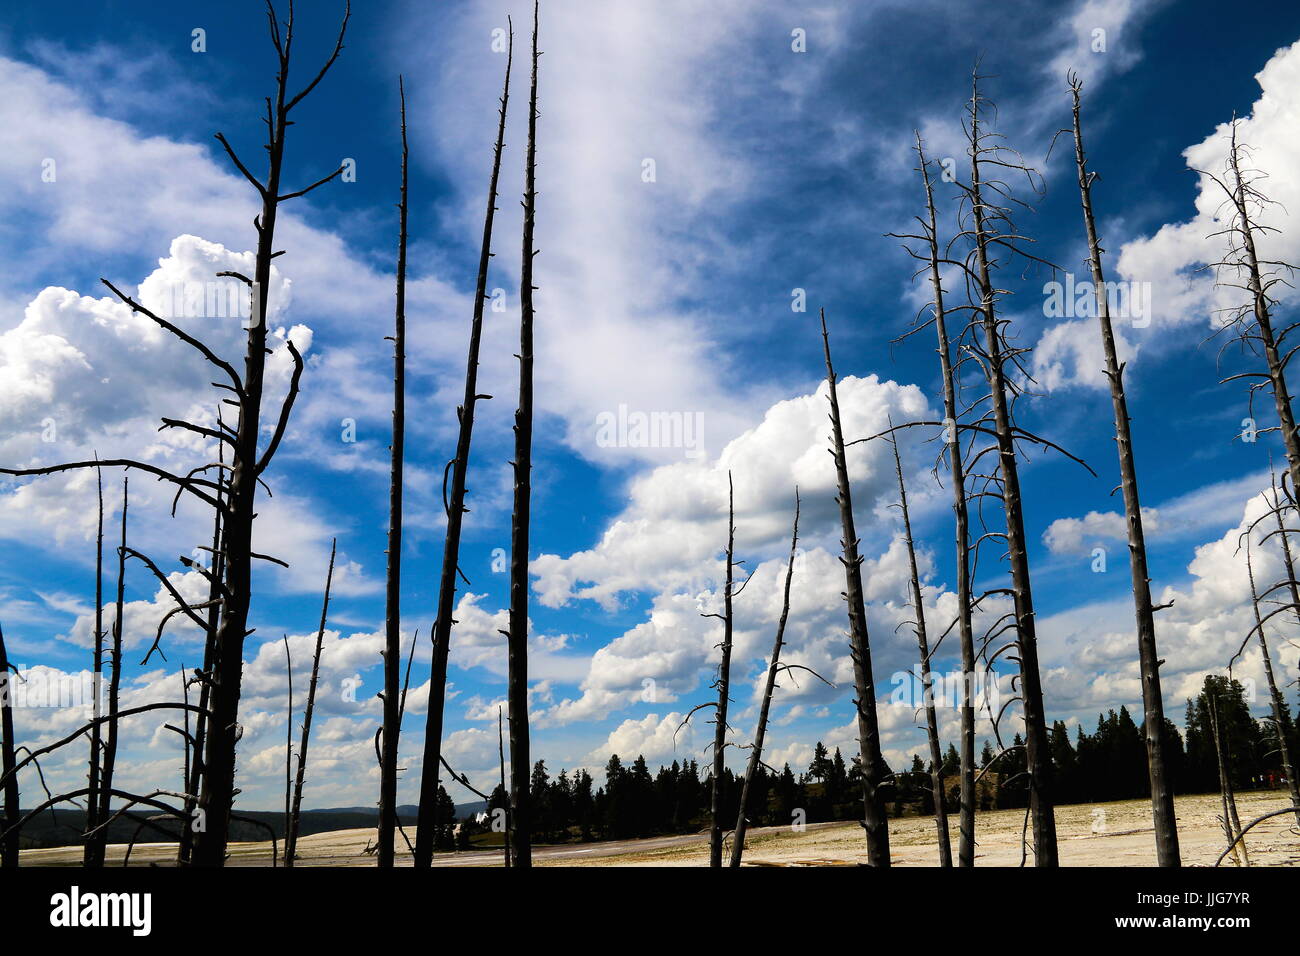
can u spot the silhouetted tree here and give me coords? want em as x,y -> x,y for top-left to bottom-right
285,540 -> 336,867
1065,71 -> 1180,867
505,0 -> 540,869
819,308 -> 890,866
415,15 -> 515,870
378,75 -> 410,870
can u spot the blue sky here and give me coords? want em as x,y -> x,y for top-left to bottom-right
2,0 -> 1300,811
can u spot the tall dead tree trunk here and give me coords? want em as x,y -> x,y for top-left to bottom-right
907,135 -> 978,866
890,433 -> 952,867
179,665 -> 191,809
498,705 -> 510,868
282,634 -> 292,848
190,2 -> 350,867
89,477 -> 127,866
1068,75 -> 1180,866
505,0 -> 539,869
1243,545 -> 1300,827
708,474 -> 737,869
1213,135 -> 1300,823
378,76 -> 409,871
0,620 -> 17,868
415,21 -> 513,869
729,490 -> 799,867
1267,475 -> 1300,816
1208,692 -> 1248,866
179,423 -> 225,866
819,309 -> 891,866
285,539 -> 335,868
83,464 -> 106,867
966,75 -> 1057,865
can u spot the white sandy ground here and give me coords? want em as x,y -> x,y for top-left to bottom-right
18,790 -> 1299,867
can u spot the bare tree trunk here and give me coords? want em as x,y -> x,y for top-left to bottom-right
285,539 -> 335,868
282,634 -> 292,853
1209,692 -> 1248,866
1269,477 -> 1300,822
967,77 -> 1057,865
910,135 -> 978,866
498,705 -> 510,868
90,477 -> 127,866
378,77 -> 409,871
819,309 -> 891,866
1068,77 -> 1180,866
1218,124 -> 1300,498
179,663 -> 191,812
1244,546 -> 1300,827
708,473 -> 737,868
415,23 -> 513,869
192,2 -> 350,867
0,620 -> 17,868
729,490 -> 800,867
890,434 -> 952,867
179,427 -> 224,866
506,0 -> 539,869
84,464 -> 106,866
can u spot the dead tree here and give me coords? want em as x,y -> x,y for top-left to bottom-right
820,309 -> 891,866
0,620 -> 17,868
1207,128 -> 1300,823
1205,122 -> 1300,499
962,72 -> 1057,865
1208,691 -> 1248,866
1231,469 -> 1300,824
285,539 -> 336,868
188,1 -> 350,866
860,95 -> 1092,863
1066,75 -> 1180,866
730,490 -> 802,867
677,474 -> 747,866
892,134 -> 979,866
87,477 -> 128,867
497,705 -> 511,868
505,0 -> 540,869
178,417 -> 226,866
415,20 -> 513,869
889,432 -> 953,866
178,663 -> 192,832
1236,542 -> 1300,827
1264,476 -> 1300,815
282,635 -> 292,843
710,474 -> 738,868
378,77 -> 410,871
83,464 -> 106,866
0,1 -> 346,868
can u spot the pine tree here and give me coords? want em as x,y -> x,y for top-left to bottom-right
530,760 -> 550,841
809,741 -> 831,782
829,748 -> 848,804
1049,721 -> 1079,805
941,743 -> 960,776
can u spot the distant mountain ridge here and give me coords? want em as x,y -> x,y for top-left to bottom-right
15,801 -> 490,851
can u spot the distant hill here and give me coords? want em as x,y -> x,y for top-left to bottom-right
14,800 -> 489,851
311,801 -> 485,816
454,800 -> 488,819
